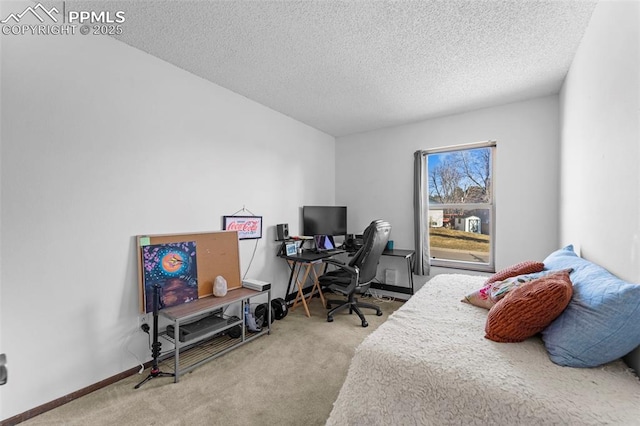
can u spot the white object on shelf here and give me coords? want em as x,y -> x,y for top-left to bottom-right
242,278 -> 271,291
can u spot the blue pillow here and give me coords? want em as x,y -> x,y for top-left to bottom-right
541,245 -> 640,367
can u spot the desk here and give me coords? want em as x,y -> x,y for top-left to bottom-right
369,249 -> 416,295
279,250 -> 344,317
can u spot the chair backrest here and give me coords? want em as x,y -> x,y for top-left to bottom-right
350,220 -> 391,284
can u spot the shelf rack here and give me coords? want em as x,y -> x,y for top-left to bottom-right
159,287 -> 271,382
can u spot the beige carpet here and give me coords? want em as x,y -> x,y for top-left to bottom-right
21,295 -> 403,426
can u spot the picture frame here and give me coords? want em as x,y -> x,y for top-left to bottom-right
285,242 -> 298,256
223,215 -> 263,240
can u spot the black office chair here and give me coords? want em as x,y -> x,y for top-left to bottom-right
319,220 -> 391,327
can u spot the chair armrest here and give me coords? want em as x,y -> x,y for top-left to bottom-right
323,259 -> 359,276
323,258 -> 346,267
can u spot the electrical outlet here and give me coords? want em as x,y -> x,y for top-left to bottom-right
139,314 -> 150,333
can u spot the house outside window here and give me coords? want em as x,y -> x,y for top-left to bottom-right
425,142 -> 495,272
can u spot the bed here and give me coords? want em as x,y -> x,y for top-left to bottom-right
327,272 -> 640,425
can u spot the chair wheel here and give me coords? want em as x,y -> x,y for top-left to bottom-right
327,316 -> 334,322
376,311 -> 383,316
361,321 -> 368,327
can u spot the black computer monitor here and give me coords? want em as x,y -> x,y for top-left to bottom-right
302,206 -> 347,237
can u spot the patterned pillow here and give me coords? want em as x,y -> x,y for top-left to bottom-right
461,282 -> 494,309
462,269 -> 560,309
489,269 -> 572,301
461,261 -> 545,309
485,271 -> 573,343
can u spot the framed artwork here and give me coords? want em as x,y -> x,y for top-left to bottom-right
142,241 -> 198,313
223,215 -> 263,240
285,242 -> 298,256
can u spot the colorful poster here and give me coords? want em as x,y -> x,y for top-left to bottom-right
142,241 -> 198,313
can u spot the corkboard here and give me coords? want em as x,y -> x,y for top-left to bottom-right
136,230 -> 241,313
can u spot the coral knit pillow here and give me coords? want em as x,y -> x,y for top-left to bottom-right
485,271 -> 573,343
485,261 -> 545,285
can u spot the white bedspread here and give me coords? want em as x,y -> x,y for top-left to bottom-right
327,274 -> 640,425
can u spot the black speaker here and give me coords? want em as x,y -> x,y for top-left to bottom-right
276,223 -> 289,241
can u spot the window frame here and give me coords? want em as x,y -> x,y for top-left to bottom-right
425,141 -> 496,272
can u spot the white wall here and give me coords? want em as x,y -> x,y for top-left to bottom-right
0,34 -> 335,419
559,0 -> 640,371
336,95 -> 561,282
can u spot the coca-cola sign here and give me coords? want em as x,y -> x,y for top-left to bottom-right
223,215 -> 263,240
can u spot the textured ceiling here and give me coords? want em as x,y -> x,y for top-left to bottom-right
70,0 -> 597,137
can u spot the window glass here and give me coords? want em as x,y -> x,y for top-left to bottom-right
426,146 -> 494,271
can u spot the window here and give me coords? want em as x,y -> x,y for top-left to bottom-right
419,142 -> 495,272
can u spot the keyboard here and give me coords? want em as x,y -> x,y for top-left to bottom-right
315,249 -> 342,255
